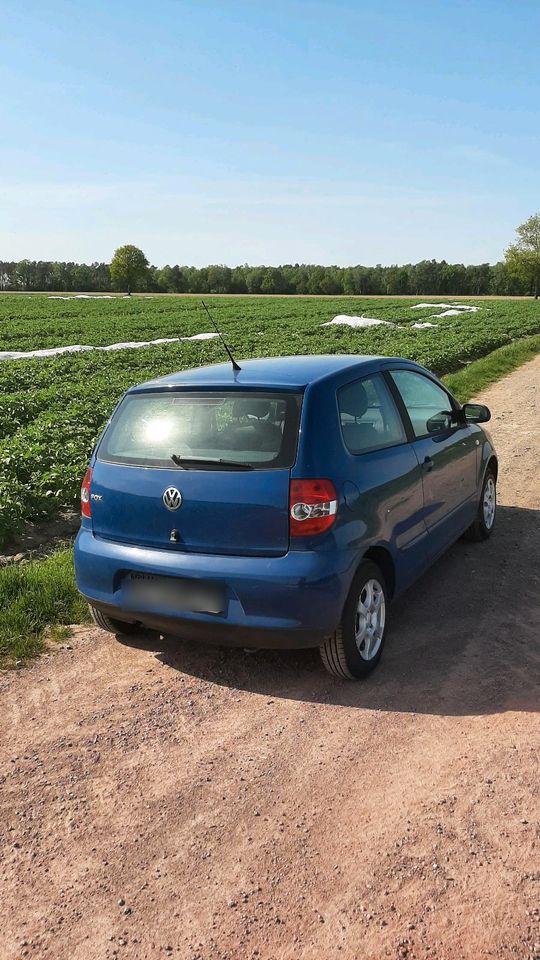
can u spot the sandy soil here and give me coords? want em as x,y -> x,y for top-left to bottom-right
0,509 -> 79,565
1,358 -> 539,960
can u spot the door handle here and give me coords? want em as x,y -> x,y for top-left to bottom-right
421,456 -> 434,472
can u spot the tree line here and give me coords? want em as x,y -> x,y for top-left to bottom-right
3,215 -> 540,297
0,257 -> 533,296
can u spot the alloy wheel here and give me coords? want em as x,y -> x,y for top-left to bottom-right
355,579 -> 386,661
483,476 -> 496,529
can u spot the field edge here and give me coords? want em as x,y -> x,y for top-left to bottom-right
443,333 -> 540,400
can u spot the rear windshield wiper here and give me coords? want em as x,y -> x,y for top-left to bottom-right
171,454 -> 254,471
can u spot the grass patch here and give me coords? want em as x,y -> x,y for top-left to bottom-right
444,334 -> 540,402
0,548 -> 89,667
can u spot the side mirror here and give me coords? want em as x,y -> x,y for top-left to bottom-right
426,411 -> 453,434
462,403 -> 491,424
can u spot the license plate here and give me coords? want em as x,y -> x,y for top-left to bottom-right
125,573 -> 224,614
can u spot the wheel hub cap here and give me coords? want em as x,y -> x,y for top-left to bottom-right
355,579 -> 386,661
483,477 -> 496,529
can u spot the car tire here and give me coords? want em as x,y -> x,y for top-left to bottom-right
89,604 -> 141,636
463,468 -> 497,542
320,560 -> 389,680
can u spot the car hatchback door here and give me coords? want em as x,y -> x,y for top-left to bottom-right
91,388 -> 301,558
387,369 -> 478,556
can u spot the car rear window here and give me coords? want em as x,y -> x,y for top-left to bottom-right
97,390 -> 302,469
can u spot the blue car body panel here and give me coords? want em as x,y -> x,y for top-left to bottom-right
89,461 -> 292,557
74,354 -> 497,648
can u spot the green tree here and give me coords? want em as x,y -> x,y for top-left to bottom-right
441,262 -> 467,295
319,268 -> 343,294
412,259 -> 441,295
230,266 -> 248,293
110,244 -> 149,294
385,265 -> 410,295
505,213 -> 540,299
245,267 -> 265,294
489,261 -> 511,295
207,264 -> 232,293
467,263 -> 491,296
157,265 -> 176,292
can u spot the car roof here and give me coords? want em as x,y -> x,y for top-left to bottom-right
131,354 -> 425,392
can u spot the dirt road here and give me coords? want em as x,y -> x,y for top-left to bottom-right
1,358 -> 539,960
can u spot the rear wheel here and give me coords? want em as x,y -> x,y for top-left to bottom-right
320,560 -> 388,680
463,468 -> 497,542
89,604 -> 141,636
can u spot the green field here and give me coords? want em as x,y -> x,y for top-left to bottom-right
0,294 -> 539,548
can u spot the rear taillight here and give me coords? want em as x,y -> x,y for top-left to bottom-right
289,479 -> 337,537
81,467 -> 93,518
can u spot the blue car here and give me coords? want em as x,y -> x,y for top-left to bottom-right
74,354 -> 497,679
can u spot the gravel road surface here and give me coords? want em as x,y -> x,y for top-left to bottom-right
1,357 -> 539,960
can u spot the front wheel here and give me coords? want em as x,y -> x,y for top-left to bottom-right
463,468 -> 496,542
320,560 -> 388,680
89,604 -> 141,636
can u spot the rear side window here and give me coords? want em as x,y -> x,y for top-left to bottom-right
338,374 -> 407,454
98,390 -> 302,469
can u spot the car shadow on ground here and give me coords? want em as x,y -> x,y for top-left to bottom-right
117,505 -> 540,717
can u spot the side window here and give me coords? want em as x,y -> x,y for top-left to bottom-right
338,374 -> 407,454
389,370 -> 455,439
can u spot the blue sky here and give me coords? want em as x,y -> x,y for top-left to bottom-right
1,0 -> 539,266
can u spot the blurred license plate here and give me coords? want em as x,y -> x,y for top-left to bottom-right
125,573 -> 224,614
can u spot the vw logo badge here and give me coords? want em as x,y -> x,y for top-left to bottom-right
162,486 -> 182,511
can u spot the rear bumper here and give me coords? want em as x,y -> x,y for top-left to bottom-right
74,528 -> 354,649
82,599 -> 322,649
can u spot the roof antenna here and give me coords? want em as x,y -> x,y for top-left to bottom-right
201,300 -> 241,372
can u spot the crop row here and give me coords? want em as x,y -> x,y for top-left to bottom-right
1,295 -> 539,352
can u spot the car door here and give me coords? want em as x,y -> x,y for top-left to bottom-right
336,373 -> 430,590
386,369 -> 478,557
